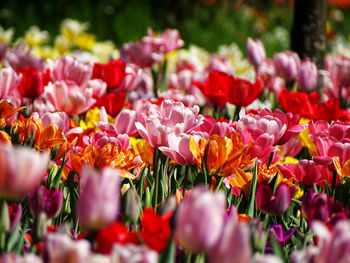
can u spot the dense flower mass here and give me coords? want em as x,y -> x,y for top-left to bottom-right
2,16 -> 350,263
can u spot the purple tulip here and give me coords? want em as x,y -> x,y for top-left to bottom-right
256,182 -> 292,216
265,224 -> 295,253
247,38 -> 266,68
301,190 -> 347,225
29,185 -> 63,219
298,59 -> 318,91
175,186 -> 226,253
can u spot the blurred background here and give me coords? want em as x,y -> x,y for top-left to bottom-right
1,0 -> 350,56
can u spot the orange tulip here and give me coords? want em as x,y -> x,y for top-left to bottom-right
0,101 -> 25,128
190,132 -> 254,177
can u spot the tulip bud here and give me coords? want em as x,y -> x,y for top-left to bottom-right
256,182 -> 292,216
247,38 -> 266,68
29,185 -> 63,219
77,166 -> 121,230
121,188 -> 141,223
298,59 -> 318,91
17,67 -> 50,99
273,51 -> 300,81
175,186 -> 226,253
8,203 -> 22,232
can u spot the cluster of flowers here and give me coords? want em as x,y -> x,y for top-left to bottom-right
1,19 -> 350,262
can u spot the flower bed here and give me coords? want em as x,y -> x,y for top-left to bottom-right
1,19 -> 350,262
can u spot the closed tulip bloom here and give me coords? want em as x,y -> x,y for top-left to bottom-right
0,144 -> 49,200
92,59 -> 126,91
77,165 -> 121,230
247,38 -> 266,68
209,207 -> 251,263
256,182 -> 292,216
17,66 -> 50,99
48,55 -> 93,86
0,67 -> 22,99
8,203 -> 22,232
298,59 -> 318,91
273,51 -> 300,81
175,186 -> 226,253
29,185 -> 63,219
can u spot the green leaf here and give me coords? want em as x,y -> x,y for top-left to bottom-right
52,154 -> 68,189
159,234 -> 175,263
247,161 -> 258,218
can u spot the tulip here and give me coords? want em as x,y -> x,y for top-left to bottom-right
92,59 -> 126,90
0,67 -> 22,99
47,55 -> 93,86
209,206 -> 251,263
45,80 -> 96,116
8,203 -> 21,232
247,38 -> 266,68
301,190 -> 347,225
17,66 -> 50,99
273,51 -> 300,81
94,92 -> 126,117
204,55 -> 234,76
255,182 -> 291,215
29,185 -> 63,219
175,186 -> 226,253
298,59 -> 318,91
265,224 -> 295,253
112,244 -> 158,263
77,165 -> 121,230
0,144 -> 50,200
45,232 -> 91,263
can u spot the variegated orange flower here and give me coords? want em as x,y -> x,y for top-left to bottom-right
130,137 -> 154,167
70,143 -> 137,179
190,132 -> 254,177
0,130 -> 11,145
0,100 -> 25,128
333,156 -> 350,179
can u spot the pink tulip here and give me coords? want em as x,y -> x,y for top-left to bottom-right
112,244 -> 158,263
41,111 -> 69,134
77,165 -> 120,230
4,43 -> 45,71
277,160 -> 330,186
247,38 -> 266,68
249,255 -> 283,263
325,55 -> 350,88
90,131 -> 130,149
45,80 -> 96,116
47,56 -> 93,86
45,233 -> 91,263
136,99 -> 203,148
158,133 -> 196,165
273,51 -> 300,81
147,28 -> 184,54
175,186 -> 226,253
0,144 -> 49,200
298,59 -> 318,91
291,220 -> 350,263
204,55 -> 234,76
0,67 -> 22,99
209,207 -> 251,263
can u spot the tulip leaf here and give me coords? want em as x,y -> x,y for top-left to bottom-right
270,234 -> 286,262
6,223 -> 20,252
52,154 -> 68,190
159,234 -> 175,263
47,164 -> 58,189
247,161 -> 258,218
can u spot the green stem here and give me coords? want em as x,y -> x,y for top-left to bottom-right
186,252 -> 192,263
215,176 -> 224,191
233,106 -> 241,121
183,165 -> 190,197
153,149 -> 160,209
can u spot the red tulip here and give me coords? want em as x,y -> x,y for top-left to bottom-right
92,59 -> 126,91
194,70 -> 262,107
94,92 -> 126,117
229,77 -> 263,107
140,207 -> 172,253
17,67 -> 50,99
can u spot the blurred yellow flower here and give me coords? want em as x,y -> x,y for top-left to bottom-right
0,26 -> 14,43
23,26 -> 49,47
75,33 -> 96,51
297,118 -> 317,156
